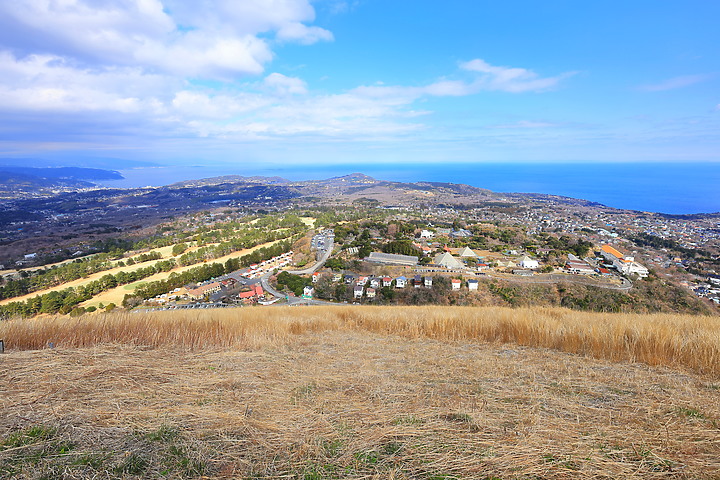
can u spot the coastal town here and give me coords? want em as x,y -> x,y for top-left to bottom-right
0,174 -> 718,316
129,212 -> 717,313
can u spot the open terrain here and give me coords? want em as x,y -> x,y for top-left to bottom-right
1,306 -> 719,479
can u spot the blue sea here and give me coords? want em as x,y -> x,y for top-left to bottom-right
99,162 -> 720,215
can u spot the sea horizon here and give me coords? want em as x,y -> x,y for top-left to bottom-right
98,161 -> 720,216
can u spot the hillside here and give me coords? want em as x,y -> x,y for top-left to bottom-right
1,306 -> 719,479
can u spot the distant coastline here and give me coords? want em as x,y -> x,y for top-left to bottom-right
96,162 -> 720,215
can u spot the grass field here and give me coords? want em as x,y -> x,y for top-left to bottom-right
77,239 -> 284,309
0,243 -> 199,307
0,306 -> 718,479
2,305 -> 719,375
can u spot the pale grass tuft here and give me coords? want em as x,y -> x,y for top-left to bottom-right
1,306 -> 719,375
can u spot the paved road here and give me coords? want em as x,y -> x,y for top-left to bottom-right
286,237 -> 334,275
259,272 -> 337,306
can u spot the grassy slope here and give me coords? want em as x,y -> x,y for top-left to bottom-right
1,326 -> 718,479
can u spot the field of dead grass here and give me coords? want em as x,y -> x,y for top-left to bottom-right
1,326 -> 719,479
1,306 -> 719,376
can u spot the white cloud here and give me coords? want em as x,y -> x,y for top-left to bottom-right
639,74 -> 712,92
0,0 -> 331,79
264,73 -> 308,95
0,4 -> 573,147
459,58 -> 572,92
352,59 -> 572,102
277,23 -> 334,44
171,91 -> 271,119
0,51 -> 172,114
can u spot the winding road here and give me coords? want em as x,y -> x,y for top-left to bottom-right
260,235 -> 337,305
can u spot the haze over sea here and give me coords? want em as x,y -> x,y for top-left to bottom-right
99,162 -> 719,216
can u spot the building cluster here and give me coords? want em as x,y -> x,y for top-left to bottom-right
600,244 -> 649,278
324,272 -> 482,300
245,251 -> 293,278
145,251 -> 296,307
693,275 -> 720,305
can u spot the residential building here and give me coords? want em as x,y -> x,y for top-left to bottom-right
186,281 -> 222,300
451,278 -> 461,290
600,244 -> 649,278
512,269 -> 534,276
565,254 -> 594,275
519,256 -> 539,269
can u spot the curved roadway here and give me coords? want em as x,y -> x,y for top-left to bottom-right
260,236 -> 337,305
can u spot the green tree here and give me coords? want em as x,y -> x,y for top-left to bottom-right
172,243 -> 189,256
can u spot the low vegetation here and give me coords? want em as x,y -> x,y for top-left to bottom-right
2,306 -> 718,376
1,316 -> 718,479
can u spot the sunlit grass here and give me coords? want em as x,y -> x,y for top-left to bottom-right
1,305 -> 718,375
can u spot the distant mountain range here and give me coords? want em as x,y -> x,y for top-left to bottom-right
0,166 -> 123,180
0,169 -> 672,213
164,172 -> 604,209
0,167 -> 124,198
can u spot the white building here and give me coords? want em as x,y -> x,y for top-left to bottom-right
451,278 -> 461,290
467,279 -> 479,290
601,245 -> 649,278
519,256 -> 539,269
457,246 -> 479,258
566,254 -> 594,275
433,252 -> 464,269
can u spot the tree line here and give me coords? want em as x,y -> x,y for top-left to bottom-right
0,234 -> 298,319
124,240 -> 294,306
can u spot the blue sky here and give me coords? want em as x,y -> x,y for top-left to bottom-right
0,0 -> 718,169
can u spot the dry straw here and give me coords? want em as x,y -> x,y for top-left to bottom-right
1,306 -> 718,376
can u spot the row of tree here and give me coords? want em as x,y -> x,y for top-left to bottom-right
1,215 -> 305,303
0,233 -> 298,319
0,258 -> 177,318
124,240 -> 294,305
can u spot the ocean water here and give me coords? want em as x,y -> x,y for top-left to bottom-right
98,162 -> 720,215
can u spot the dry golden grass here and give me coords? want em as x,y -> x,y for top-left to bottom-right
2,306 -> 719,376
1,329 -> 719,479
